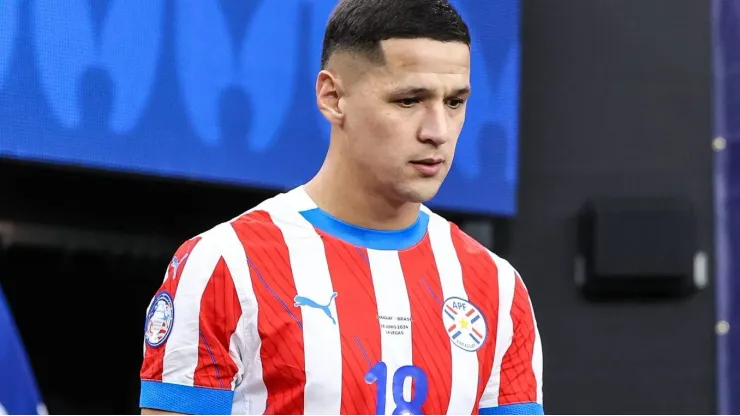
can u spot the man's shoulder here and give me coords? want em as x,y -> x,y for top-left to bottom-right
184,189 -> 306,253
422,205 -> 517,274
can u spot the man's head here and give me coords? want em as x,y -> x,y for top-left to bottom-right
316,0 -> 472,205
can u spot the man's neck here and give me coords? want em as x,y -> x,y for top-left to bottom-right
304,161 -> 421,231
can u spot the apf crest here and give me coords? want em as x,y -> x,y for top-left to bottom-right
442,296 -> 488,352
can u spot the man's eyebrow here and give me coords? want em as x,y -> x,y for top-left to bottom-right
451,86 -> 471,96
389,86 -> 471,96
390,87 -> 432,96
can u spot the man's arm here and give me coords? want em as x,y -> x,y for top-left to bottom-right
479,265 -> 544,415
139,225 -> 247,415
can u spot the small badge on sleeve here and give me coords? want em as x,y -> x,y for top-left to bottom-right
144,291 -> 175,348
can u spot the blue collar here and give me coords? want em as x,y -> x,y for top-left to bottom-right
299,208 -> 429,250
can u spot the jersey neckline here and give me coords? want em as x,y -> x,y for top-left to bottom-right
299,208 -> 429,251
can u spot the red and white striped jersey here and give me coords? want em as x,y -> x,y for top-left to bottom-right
139,187 -> 543,415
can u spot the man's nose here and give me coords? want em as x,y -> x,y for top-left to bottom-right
417,105 -> 450,145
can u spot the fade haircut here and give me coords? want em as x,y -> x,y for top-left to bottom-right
320,0 -> 471,69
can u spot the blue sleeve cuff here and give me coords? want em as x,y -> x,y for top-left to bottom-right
480,403 -> 544,415
140,380 -> 234,415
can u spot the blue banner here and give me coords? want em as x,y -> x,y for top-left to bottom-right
713,0 -> 740,413
0,285 -> 45,415
0,0 -> 520,215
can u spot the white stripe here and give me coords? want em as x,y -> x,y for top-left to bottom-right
529,295 -> 544,404
162,224 -> 228,385
367,249 -> 413,415
237,186 -> 316,219
262,203 -> 343,415
227,315 -> 247,414
479,254 -> 517,408
220,223 -> 268,414
426,214 -> 479,415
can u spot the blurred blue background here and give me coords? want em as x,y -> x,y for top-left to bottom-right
0,0 -> 520,215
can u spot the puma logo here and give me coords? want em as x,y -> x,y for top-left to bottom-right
293,292 -> 338,325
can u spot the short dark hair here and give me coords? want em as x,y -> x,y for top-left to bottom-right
320,0 -> 471,69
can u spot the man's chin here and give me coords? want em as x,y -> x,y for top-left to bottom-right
398,181 -> 443,204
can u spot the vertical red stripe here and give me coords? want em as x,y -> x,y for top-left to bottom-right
399,235 -> 453,415
141,236 -> 202,382
194,258 -> 242,389
498,274 -> 537,404
450,225 -> 499,414
321,236 -> 381,415
232,212 -> 305,415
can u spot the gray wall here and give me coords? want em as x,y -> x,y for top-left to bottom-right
511,0 -> 715,413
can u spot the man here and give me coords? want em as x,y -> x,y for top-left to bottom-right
0,285 -> 46,415
139,0 -> 543,414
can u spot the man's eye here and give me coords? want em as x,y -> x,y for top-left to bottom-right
396,98 -> 419,108
447,98 -> 465,109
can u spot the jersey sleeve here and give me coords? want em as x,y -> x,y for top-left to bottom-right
139,230 -> 246,415
479,269 -> 544,415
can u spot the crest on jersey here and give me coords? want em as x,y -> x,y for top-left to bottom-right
442,297 -> 488,352
145,291 -> 174,348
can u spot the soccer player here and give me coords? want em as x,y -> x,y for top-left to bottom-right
139,0 -> 543,414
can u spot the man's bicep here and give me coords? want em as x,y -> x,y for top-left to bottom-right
139,230 -> 246,415
480,268 -> 543,414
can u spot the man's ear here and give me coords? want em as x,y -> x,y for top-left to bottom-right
316,69 -> 345,126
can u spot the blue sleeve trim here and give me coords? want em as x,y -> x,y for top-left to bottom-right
140,380 -> 234,415
480,403 -> 544,415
